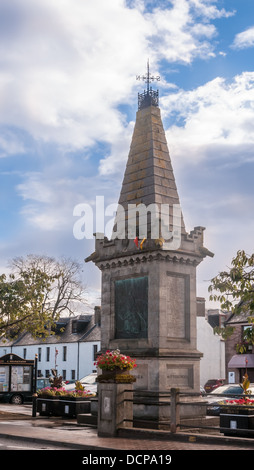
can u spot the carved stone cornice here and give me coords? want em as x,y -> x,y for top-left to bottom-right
93,249 -> 202,271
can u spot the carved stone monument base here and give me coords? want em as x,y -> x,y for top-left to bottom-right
131,354 -> 206,427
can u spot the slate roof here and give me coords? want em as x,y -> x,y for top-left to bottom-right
0,314 -> 101,347
226,310 -> 252,325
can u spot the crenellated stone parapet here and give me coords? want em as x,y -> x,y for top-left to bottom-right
85,224 -> 213,270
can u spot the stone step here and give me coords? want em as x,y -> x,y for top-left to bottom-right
77,413 -> 97,426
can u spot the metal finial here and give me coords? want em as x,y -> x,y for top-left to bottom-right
136,59 -> 160,89
136,60 -> 160,110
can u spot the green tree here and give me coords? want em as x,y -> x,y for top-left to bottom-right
208,250 -> 254,339
0,254 -> 87,339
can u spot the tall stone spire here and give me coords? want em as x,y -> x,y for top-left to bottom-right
117,103 -> 186,238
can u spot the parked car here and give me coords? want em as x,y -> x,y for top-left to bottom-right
64,372 -> 97,394
206,383 -> 254,415
36,377 -> 51,390
0,378 -> 50,405
204,379 -> 225,393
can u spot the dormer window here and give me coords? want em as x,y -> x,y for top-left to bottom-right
72,320 -> 78,334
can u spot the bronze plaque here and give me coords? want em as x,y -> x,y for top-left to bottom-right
115,276 -> 148,339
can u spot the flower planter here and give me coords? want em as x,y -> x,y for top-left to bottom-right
95,349 -> 137,382
37,396 -> 92,418
98,370 -> 136,384
97,368 -> 136,384
220,405 -> 254,437
59,396 -> 91,417
37,396 -> 61,416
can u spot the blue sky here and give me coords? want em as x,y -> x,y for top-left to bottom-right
0,0 -> 254,308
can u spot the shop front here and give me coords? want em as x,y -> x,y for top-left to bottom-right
228,354 -> 254,383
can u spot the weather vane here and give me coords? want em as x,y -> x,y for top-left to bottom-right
136,59 -> 160,110
136,59 -> 160,94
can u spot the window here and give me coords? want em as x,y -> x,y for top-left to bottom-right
62,370 -> 66,380
242,326 -> 253,351
71,370 -> 75,380
23,348 -> 27,359
46,347 -> 50,362
63,346 -> 67,361
72,320 -> 78,334
93,344 -> 98,361
38,348 -> 41,362
45,370 -> 50,378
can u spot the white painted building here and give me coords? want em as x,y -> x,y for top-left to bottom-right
0,313 -> 101,382
197,317 -> 225,386
196,297 -> 225,386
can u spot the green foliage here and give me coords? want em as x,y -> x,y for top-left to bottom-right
209,250 -> 254,343
209,250 -> 254,316
0,254 -> 86,339
49,370 -> 64,389
0,269 -> 58,339
37,387 -> 95,398
213,326 -> 235,341
240,373 -> 251,396
75,380 -> 84,391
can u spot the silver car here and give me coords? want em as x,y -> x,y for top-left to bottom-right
206,383 -> 254,415
64,372 -> 97,394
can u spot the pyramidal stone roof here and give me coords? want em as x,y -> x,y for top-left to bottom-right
117,103 -> 186,238
85,77 -> 214,265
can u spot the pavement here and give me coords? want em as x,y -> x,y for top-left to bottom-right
0,403 -> 254,452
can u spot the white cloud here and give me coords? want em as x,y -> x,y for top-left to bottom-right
188,0 -> 235,20
16,167 -> 121,234
0,130 -> 25,158
232,26 -> 254,50
1,0 -> 240,253
144,0 -> 225,64
0,0 -> 233,154
161,72 -> 254,166
0,0 -> 148,150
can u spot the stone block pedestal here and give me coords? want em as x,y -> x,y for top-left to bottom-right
97,383 -> 133,437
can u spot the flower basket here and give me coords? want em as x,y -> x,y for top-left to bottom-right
97,369 -> 136,384
95,349 -> 137,384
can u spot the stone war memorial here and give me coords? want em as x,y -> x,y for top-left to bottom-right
86,62 -> 214,430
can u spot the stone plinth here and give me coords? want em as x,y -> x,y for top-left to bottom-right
97,383 -> 133,437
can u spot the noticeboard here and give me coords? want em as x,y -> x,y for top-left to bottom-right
0,366 -> 9,392
0,353 -> 35,394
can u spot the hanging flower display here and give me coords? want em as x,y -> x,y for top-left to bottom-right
94,349 -> 137,371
